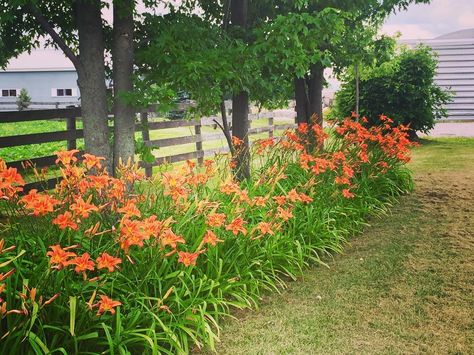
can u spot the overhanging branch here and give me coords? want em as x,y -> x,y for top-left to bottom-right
25,4 -> 81,69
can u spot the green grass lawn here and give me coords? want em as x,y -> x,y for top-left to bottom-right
0,120 -> 85,161
0,116 -> 294,163
204,138 -> 474,354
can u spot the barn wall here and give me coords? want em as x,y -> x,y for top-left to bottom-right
0,70 -> 80,110
431,39 -> 474,120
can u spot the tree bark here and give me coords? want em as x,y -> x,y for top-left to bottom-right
355,62 -> 360,119
230,0 -> 250,180
219,100 -> 235,155
232,92 -> 250,180
308,63 -> 324,126
73,0 -> 112,170
294,77 -> 309,125
294,64 -> 325,127
112,0 -> 135,171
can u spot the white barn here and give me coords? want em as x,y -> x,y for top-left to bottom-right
0,49 -> 80,111
405,28 -> 474,121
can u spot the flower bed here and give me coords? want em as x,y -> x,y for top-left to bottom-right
0,117 -> 413,353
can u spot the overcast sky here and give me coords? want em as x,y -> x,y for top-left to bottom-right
382,0 -> 474,39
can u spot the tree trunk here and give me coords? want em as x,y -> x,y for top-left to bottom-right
232,92 -> 250,180
294,64 -> 325,126
308,63 -> 324,126
219,100 -> 234,155
294,77 -> 309,125
73,0 -> 111,171
230,0 -> 250,180
355,62 -> 360,119
112,0 -> 135,171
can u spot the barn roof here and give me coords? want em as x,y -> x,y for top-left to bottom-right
435,28 -> 474,40
2,48 -> 75,72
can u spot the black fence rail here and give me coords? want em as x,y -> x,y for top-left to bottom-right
0,107 -> 296,191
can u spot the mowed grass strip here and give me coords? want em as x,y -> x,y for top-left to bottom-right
205,138 -> 474,355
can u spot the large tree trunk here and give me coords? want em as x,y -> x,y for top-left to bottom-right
230,0 -> 250,180
294,77 -> 309,125
355,62 -> 360,119
74,0 -> 112,170
112,0 -> 135,171
232,92 -> 250,180
308,63 -> 324,126
294,64 -> 325,127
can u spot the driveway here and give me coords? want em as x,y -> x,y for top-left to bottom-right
421,121 -> 474,138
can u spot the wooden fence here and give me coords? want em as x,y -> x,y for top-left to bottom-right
0,107 -> 296,191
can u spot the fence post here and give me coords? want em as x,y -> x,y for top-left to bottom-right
268,115 -> 274,138
140,111 -> 153,178
66,116 -> 77,150
194,120 -> 204,165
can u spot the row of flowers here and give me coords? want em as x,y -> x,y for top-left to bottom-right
0,116 -> 414,352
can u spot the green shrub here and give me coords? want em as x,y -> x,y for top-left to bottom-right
333,46 -> 452,135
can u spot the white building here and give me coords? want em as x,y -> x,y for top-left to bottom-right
0,49 -> 80,111
404,28 -> 474,121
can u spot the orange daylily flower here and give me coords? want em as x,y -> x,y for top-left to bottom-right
142,215 -> 164,238
96,253 -> 122,272
332,151 -> 346,163
298,193 -> 313,204
285,130 -> 300,143
55,149 -> 79,166
47,245 -> 77,270
257,222 -> 274,236
96,295 -> 121,315
335,176 -> 351,185
273,195 -> 286,206
82,153 -> 105,170
202,230 -> 223,247
297,122 -> 309,134
206,213 -> 226,228
185,160 -> 196,170
342,189 -> 355,199
203,159 -> 215,174
71,253 -> 95,273
52,211 -> 78,230
70,196 -> 99,218
177,251 -> 202,267
276,207 -> 293,221
232,136 -> 244,147
255,138 -> 275,154
160,229 -> 186,249
87,174 -> 110,191
0,167 -> 25,196
342,165 -> 354,178
119,219 -> 148,252
236,189 -> 251,203
253,196 -> 267,207
21,190 -> 60,216
225,217 -> 247,236
287,189 -> 301,203
117,200 -> 141,218
220,180 -> 240,195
